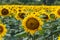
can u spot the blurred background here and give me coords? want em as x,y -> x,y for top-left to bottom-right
0,0 -> 60,5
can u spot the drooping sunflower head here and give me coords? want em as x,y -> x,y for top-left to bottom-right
40,13 -> 49,20
0,24 -> 7,37
22,14 -> 43,35
49,13 -> 57,20
15,12 -> 26,20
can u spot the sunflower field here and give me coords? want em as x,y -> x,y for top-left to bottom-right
0,5 -> 60,40
1,0 -> 60,40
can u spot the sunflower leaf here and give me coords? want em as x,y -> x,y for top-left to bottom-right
14,31 -> 27,37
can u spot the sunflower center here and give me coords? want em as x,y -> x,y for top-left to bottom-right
57,9 -> 60,15
0,26 -> 3,33
26,18 -> 39,30
1,8 -> 9,15
18,13 -> 25,19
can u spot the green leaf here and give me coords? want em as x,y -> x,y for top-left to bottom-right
38,30 -> 45,35
14,31 -> 27,37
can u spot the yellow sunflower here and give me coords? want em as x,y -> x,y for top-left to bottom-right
32,6 -> 41,12
39,8 -> 45,13
27,12 -> 40,17
43,6 -> 55,12
22,14 -> 43,35
58,35 -> 60,40
10,5 -> 17,14
33,12 -> 40,17
0,5 -> 10,16
56,9 -> 60,18
0,24 -> 7,38
15,12 -> 27,20
18,6 -> 27,13
52,7 -> 60,18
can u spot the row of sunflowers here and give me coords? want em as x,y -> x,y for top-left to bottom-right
0,5 -> 60,40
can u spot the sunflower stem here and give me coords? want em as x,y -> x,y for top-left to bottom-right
31,35 -> 35,40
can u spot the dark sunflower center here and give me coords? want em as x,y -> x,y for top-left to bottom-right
42,14 -> 48,19
18,13 -> 25,19
57,9 -> 60,15
0,26 -> 3,33
1,8 -> 9,15
26,18 -> 39,30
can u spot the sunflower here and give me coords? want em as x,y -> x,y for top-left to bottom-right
10,5 -> 17,14
22,14 -> 43,35
40,12 -> 50,20
15,12 -> 26,20
52,7 -> 60,18
58,35 -> 60,40
39,9 -> 45,13
0,24 -> 7,38
27,12 -> 40,17
34,12 -> 40,17
0,6 -> 10,16
49,13 -> 57,20
44,6 -> 55,13
32,6 -> 41,12
17,6 -> 26,13
56,9 -> 60,18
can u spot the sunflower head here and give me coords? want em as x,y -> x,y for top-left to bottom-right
0,8 -> 10,16
34,12 -> 40,17
54,8 -> 60,18
26,17 -> 39,30
1,8 -> 9,15
10,6 -> 17,14
22,14 -> 43,35
15,12 -> 26,20
0,5 -> 11,16
18,13 -> 25,19
0,24 -> 7,37
49,13 -> 57,19
40,13 -> 49,20
57,9 -> 60,15
27,12 -> 40,17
